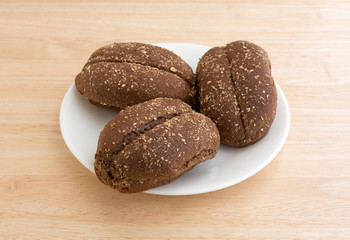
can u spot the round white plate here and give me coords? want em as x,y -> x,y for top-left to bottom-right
60,43 -> 290,196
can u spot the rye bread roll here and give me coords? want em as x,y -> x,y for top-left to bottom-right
75,42 -> 196,110
196,40 -> 277,147
94,98 -> 220,193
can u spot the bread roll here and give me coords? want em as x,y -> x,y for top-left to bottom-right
94,98 -> 220,193
196,40 -> 277,147
75,42 -> 196,110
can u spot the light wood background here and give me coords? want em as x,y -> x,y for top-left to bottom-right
1,0 -> 350,239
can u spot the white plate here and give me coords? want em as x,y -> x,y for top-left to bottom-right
60,43 -> 290,196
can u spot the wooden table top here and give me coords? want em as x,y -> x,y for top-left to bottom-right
1,0 -> 350,239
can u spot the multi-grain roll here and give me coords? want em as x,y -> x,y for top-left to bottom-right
94,98 -> 220,193
196,40 -> 277,147
75,42 -> 196,110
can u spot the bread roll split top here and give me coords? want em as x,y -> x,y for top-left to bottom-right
75,42 -> 196,110
197,40 -> 277,147
94,98 -> 220,193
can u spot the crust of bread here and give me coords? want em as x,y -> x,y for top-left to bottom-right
197,40 -> 277,147
75,42 -> 195,110
94,98 -> 220,193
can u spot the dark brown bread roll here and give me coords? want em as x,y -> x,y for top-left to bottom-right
75,42 -> 195,110
94,98 -> 220,193
196,40 -> 277,147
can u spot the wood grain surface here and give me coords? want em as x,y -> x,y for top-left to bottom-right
1,0 -> 350,239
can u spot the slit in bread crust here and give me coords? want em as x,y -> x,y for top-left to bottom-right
223,49 -> 247,141
86,60 -> 192,86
